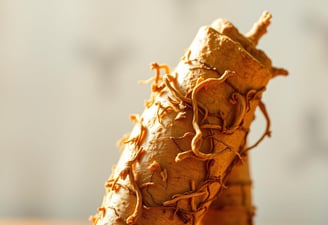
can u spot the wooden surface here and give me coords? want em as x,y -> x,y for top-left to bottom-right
0,219 -> 89,225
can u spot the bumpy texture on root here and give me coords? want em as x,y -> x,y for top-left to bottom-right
199,152 -> 255,225
91,11 -> 287,225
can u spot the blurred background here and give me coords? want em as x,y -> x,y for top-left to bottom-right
1,0 -> 327,224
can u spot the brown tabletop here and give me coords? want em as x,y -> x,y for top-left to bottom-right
0,219 -> 89,225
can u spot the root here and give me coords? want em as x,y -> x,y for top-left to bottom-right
175,146 -> 231,162
155,100 -> 185,125
150,62 -> 170,93
175,80 -> 267,161
110,147 -> 146,225
164,75 -> 192,105
243,100 -> 271,153
246,11 -> 272,46
163,191 -> 207,207
227,92 -> 247,133
123,117 -> 147,149
189,71 -> 234,158
97,207 -> 107,218
197,176 -> 227,205
190,180 -> 197,211
94,11 -> 288,225
176,70 -> 234,161
271,66 -> 289,77
110,167 -> 142,225
160,168 -> 168,184
125,168 -> 143,225
142,62 -> 171,108
187,58 -> 222,78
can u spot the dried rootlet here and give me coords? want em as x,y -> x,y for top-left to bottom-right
91,11 -> 288,225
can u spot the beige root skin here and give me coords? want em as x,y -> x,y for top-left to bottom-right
91,11 -> 287,225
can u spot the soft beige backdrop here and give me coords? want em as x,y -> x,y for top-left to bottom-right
1,0 -> 327,224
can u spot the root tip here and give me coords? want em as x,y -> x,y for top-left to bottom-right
246,11 -> 273,46
271,67 -> 289,78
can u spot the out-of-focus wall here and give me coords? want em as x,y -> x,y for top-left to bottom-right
1,0 -> 327,224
